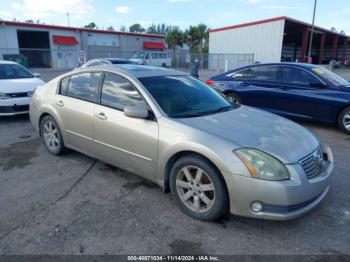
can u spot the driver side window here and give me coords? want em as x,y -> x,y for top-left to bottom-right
277,66 -> 318,86
100,73 -> 147,111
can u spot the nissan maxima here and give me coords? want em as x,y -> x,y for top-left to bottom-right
30,65 -> 334,221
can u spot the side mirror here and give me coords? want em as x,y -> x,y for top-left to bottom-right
124,106 -> 149,119
309,82 -> 326,88
33,73 -> 40,78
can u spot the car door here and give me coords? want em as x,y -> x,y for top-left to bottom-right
93,72 -> 158,178
150,53 -> 160,67
55,71 -> 102,155
273,66 -> 334,121
226,65 -> 281,110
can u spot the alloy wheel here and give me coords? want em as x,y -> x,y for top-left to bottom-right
175,165 -> 215,213
43,120 -> 60,151
344,111 -> 350,131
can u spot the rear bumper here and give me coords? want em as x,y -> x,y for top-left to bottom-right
0,97 -> 30,115
225,144 -> 334,220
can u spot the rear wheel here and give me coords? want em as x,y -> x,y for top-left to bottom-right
226,92 -> 241,105
169,155 -> 228,221
338,106 -> 350,135
161,63 -> 166,68
40,115 -> 65,155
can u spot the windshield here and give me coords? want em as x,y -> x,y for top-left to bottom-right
111,60 -> 135,64
139,75 -> 233,118
131,52 -> 145,59
0,64 -> 34,79
310,66 -> 349,86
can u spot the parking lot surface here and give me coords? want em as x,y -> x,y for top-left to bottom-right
1,112 -> 350,255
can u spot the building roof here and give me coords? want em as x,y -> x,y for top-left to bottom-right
0,20 -> 165,39
208,16 -> 349,38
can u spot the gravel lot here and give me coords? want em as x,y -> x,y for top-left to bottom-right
0,68 -> 350,255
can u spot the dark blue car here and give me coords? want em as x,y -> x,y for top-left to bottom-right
207,63 -> 350,135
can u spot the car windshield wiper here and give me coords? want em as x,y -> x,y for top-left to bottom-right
172,106 -> 233,118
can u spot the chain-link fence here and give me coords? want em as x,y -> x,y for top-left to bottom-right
0,48 -> 254,74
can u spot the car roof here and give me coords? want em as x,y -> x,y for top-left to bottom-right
0,60 -> 18,65
75,64 -> 188,78
237,62 -> 318,70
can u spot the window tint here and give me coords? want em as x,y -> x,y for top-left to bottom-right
229,66 -> 278,81
66,72 -> 101,102
145,53 -> 150,59
277,67 -> 317,85
0,64 -> 34,79
151,53 -> 159,59
101,73 -> 146,110
139,75 -> 232,118
60,77 -> 70,95
159,53 -> 167,59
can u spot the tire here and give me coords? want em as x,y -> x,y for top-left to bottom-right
161,63 -> 166,68
169,155 -> 228,221
40,115 -> 65,155
338,106 -> 350,135
226,92 -> 241,105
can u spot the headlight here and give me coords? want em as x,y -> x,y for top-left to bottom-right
0,92 -> 11,100
234,148 -> 289,181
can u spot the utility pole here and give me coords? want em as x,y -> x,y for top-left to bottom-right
66,12 -> 70,27
307,0 -> 317,62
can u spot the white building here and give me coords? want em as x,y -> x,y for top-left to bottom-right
209,16 -> 349,67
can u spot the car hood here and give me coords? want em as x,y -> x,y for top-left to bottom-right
0,78 -> 45,93
177,106 -> 319,164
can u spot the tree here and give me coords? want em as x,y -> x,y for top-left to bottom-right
119,26 -> 126,32
165,27 -> 184,52
84,22 -> 97,29
24,19 -> 34,23
129,23 -> 145,33
184,23 -> 209,54
107,25 -> 114,31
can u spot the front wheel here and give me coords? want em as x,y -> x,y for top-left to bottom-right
338,106 -> 350,135
40,115 -> 65,155
226,92 -> 241,105
169,155 -> 228,221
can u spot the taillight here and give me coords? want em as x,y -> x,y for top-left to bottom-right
206,79 -> 215,85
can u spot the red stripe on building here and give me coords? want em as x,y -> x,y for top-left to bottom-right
143,42 -> 166,49
53,35 -> 79,45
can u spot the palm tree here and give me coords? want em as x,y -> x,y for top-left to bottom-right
165,27 -> 184,52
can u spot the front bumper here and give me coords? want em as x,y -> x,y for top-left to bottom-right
0,97 -> 30,116
225,144 -> 334,220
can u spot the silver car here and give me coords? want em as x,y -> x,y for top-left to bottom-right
30,65 -> 334,221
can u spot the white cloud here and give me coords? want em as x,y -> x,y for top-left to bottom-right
115,6 -> 130,14
168,0 -> 194,3
10,0 -> 94,19
246,0 -> 261,4
263,5 -> 299,10
0,11 -> 13,19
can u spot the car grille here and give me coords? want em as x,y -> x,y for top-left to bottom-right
8,92 -> 29,98
300,146 -> 324,180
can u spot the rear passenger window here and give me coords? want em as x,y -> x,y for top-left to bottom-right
229,66 -> 278,81
160,53 -> 167,59
101,73 -> 146,110
151,53 -> 159,59
60,77 -> 70,95
66,72 -> 101,102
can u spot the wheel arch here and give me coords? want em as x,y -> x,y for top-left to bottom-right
163,150 -> 229,197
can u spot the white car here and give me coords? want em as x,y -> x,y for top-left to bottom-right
130,52 -> 171,67
0,60 -> 45,116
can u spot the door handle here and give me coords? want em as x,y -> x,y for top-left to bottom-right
56,100 -> 64,107
95,112 -> 107,120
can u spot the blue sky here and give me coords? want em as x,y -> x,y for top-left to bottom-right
0,0 -> 349,33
